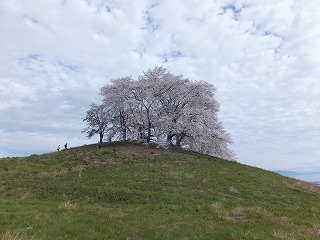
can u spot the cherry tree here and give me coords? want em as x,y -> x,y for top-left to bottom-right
135,66 -> 178,142
82,103 -> 109,143
84,66 -> 235,160
180,111 -> 235,160
100,77 -> 134,141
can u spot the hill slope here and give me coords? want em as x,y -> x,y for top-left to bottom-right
1,142 -> 320,239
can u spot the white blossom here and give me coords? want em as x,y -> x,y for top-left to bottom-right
84,66 -> 235,160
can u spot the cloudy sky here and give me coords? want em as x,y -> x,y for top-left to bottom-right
0,0 -> 319,171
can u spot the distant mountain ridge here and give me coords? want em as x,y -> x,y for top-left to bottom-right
275,170 -> 320,185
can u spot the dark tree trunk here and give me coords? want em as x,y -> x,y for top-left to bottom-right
176,132 -> 186,147
167,131 -> 174,146
99,132 -> 103,143
147,120 -> 152,143
122,128 -> 127,141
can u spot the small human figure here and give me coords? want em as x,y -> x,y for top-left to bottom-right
57,145 -> 60,151
64,143 -> 68,149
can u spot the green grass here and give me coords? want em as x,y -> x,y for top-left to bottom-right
1,142 -> 320,239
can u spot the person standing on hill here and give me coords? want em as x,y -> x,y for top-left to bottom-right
64,143 -> 68,149
57,145 -> 60,151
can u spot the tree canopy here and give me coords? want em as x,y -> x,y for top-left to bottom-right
83,66 -> 235,160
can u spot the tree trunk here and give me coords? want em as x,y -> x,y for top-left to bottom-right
147,120 -> 152,143
122,128 -> 127,140
176,132 -> 186,147
119,111 -> 127,140
146,108 -> 152,143
167,132 -> 173,146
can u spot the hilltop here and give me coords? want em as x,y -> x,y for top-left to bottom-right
1,142 -> 320,239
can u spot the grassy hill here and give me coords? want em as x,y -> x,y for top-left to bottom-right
1,142 -> 320,240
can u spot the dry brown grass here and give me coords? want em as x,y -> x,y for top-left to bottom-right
308,224 -> 320,238
0,231 -> 25,240
272,230 -> 296,240
59,200 -> 77,211
212,204 -> 247,221
229,186 -> 239,193
218,167 -> 230,175
19,192 -> 32,200
215,205 -> 290,224
230,207 -> 247,220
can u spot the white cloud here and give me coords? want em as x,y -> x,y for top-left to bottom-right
0,0 -> 319,171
